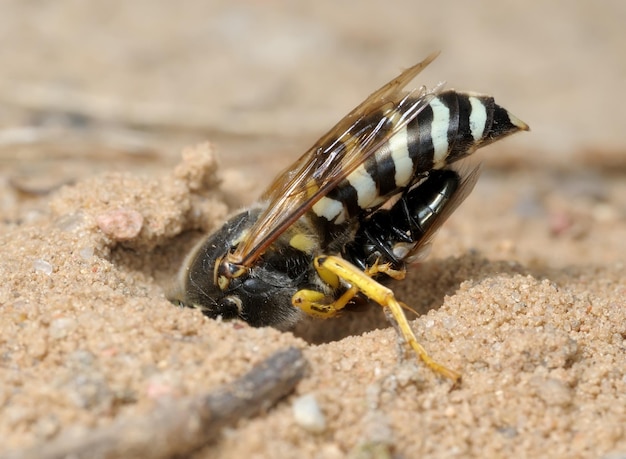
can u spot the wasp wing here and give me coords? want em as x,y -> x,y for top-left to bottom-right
232,52 -> 443,267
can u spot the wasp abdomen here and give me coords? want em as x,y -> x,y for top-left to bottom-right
344,168 -> 469,271
312,91 -> 527,229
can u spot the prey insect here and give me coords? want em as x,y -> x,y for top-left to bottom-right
170,52 -> 528,381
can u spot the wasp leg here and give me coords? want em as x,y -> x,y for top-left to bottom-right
292,259 -> 404,318
366,258 -> 407,281
314,255 -> 460,382
292,285 -> 360,319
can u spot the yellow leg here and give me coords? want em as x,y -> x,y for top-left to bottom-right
314,255 -> 460,382
366,258 -> 407,281
292,258 -> 407,318
292,285 -> 359,319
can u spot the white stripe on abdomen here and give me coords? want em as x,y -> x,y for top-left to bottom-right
469,96 -> 487,141
429,98 -> 451,167
388,126 -> 413,187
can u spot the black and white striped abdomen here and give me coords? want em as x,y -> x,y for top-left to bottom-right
343,167 -> 478,272
311,90 -> 528,227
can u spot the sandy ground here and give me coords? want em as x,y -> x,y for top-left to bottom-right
1,2 -> 625,458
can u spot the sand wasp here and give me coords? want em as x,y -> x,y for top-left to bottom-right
170,52 -> 528,381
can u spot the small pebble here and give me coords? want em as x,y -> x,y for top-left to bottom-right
49,317 -> 77,339
33,259 -> 53,275
96,207 -> 143,241
79,246 -> 94,260
55,211 -> 86,232
292,394 -> 326,433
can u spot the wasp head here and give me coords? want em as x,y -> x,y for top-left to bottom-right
168,209 -> 305,330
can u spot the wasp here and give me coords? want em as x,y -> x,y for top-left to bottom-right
169,53 -> 528,381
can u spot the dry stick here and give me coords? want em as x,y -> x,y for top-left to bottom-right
5,347 -> 308,459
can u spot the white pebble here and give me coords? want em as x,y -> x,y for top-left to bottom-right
292,394 -> 326,433
79,246 -> 94,260
33,259 -> 53,275
49,317 -> 77,339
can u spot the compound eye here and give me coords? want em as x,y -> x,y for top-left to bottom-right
242,277 -> 271,294
215,296 -> 243,320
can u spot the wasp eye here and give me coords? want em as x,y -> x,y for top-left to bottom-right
242,277 -> 272,294
215,296 -> 242,320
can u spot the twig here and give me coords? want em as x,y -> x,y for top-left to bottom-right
4,347 -> 307,459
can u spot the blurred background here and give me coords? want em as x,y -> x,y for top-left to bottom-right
1,0 -> 624,265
